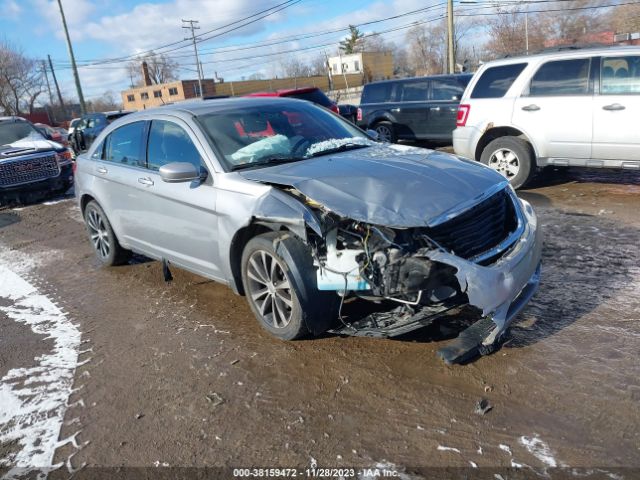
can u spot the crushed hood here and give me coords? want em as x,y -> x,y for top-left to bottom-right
240,144 -> 505,227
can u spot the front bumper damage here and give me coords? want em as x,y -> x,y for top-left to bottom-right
323,194 -> 543,365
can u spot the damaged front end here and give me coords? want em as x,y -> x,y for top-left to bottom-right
301,184 -> 542,365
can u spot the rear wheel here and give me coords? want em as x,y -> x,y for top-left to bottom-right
83,200 -> 130,266
241,232 -> 337,340
373,121 -> 397,143
480,136 -> 535,189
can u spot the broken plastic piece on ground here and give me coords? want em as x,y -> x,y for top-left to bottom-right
437,316 -> 497,365
474,398 -> 493,415
329,297 -> 463,338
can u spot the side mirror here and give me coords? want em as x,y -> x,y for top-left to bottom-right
366,129 -> 380,141
159,162 -> 206,183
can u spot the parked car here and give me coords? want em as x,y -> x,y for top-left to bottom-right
245,87 -> 342,115
338,103 -> 358,123
34,122 -> 69,147
75,97 -> 542,364
70,111 -> 133,154
67,117 -> 81,138
454,45 -> 640,189
0,116 -> 74,204
356,74 -> 473,144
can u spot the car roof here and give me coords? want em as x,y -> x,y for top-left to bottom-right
364,73 -> 473,87
245,87 -> 321,97
481,45 -> 640,67
0,116 -> 27,123
126,96 -> 313,118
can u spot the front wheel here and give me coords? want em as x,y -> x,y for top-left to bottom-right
241,232 -> 337,340
480,136 -> 535,189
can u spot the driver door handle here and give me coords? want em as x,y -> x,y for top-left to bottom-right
602,103 -> 625,111
138,177 -> 154,186
522,104 -> 540,111
96,166 -> 108,174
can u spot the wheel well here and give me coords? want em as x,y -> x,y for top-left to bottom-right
474,127 -> 532,162
229,222 -> 280,296
80,194 -> 96,214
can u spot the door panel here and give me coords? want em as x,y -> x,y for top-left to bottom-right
429,78 -> 466,139
512,58 -> 593,159
131,119 -> 221,278
394,80 -> 430,139
592,55 -> 640,161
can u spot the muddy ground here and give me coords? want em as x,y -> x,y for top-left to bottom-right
1,167 -> 639,478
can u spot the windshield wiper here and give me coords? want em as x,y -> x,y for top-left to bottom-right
306,142 -> 370,158
230,156 -> 304,171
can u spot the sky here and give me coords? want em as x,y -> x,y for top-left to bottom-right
0,0 -> 445,102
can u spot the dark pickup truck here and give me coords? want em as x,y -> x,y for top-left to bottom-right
357,74 -> 472,144
0,116 -> 73,204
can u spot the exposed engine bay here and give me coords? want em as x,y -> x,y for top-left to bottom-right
277,184 -> 543,364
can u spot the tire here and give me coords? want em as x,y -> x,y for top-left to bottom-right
373,121 -> 397,143
480,136 -> 535,189
241,232 -> 337,340
83,200 -> 130,266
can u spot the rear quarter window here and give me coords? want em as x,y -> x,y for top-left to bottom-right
361,82 -> 393,104
471,63 -> 527,98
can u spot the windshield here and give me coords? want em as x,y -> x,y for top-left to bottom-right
0,121 -> 45,146
196,102 -> 373,171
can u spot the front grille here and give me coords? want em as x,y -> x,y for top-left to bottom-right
428,189 -> 518,260
0,154 -> 59,187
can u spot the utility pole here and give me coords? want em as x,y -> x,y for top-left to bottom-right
47,54 -> 66,117
56,0 -> 86,115
182,19 -> 204,98
42,60 -> 55,122
447,0 -> 455,74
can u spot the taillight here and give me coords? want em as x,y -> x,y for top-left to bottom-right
456,104 -> 470,127
72,161 -> 77,174
330,103 -> 339,114
357,108 -> 362,122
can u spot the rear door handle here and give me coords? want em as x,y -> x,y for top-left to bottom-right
521,104 -> 540,111
390,108 -> 400,112
138,177 -> 154,186
430,106 -> 441,112
602,103 -> 625,111
96,166 -> 108,174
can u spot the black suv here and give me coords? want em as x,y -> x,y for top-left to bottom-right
70,111 -> 132,154
0,117 -> 74,204
357,74 -> 473,144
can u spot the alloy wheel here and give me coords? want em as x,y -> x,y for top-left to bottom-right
488,148 -> 520,180
246,250 -> 293,329
375,124 -> 392,142
86,209 -> 110,259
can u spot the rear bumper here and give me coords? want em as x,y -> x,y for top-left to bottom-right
0,163 -> 74,201
452,126 -> 481,160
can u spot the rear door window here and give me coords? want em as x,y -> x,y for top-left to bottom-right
430,78 -> 465,101
529,58 -> 591,96
147,120 -> 203,171
361,82 -> 393,103
471,63 -> 527,98
104,121 -> 146,167
601,56 -> 640,94
400,80 -> 429,101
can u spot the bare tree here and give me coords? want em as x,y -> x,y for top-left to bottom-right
279,57 -> 311,78
126,51 -> 179,86
308,53 -> 328,76
86,90 -> 122,113
0,40 -> 45,115
608,3 -> 640,33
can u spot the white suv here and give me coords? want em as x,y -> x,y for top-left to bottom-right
453,46 -> 640,188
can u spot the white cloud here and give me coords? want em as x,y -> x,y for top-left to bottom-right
0,0 -> 22,19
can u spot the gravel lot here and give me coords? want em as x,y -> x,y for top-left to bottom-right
1,167 -> 639,479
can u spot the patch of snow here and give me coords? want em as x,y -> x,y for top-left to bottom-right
43,197 -> 73,206
469,461 -> 478,468
499,444 -> 512,455
519,435 -> 558,468
305,137 -> 375,157
511,459 -> 524,468
437,446 -> 461,453
0,256 -> 81,474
